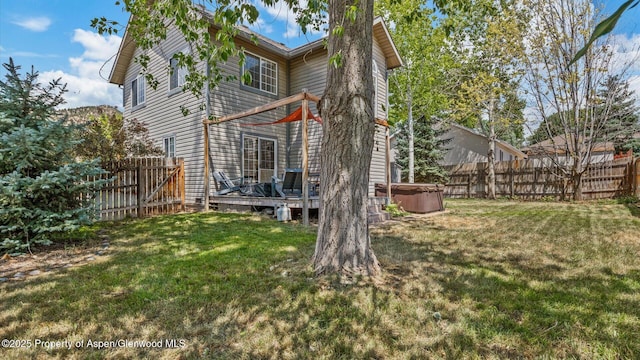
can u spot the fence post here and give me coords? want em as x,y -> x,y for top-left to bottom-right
467,174 -> 472,198
137,162 -> 145,218
509,161 -> 515,198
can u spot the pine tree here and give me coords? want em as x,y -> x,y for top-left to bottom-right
598,75 -> 640,155
395,115 -> 449,184
0,59 -> 108,253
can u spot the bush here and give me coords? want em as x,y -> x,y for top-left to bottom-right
0,59 -> 108,253
384,203 -> 409,217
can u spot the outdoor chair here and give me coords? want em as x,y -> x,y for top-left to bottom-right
212,170 -> 267,196
277,168 -> 319,197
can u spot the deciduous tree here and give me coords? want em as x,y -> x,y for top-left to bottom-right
96,0 -> 379,277
446,0 -> 528,199
74,113 -> 163,164
375,0 -> 454,183
522,0 -> 638,200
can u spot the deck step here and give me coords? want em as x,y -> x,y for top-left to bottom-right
368,211 -> 390,224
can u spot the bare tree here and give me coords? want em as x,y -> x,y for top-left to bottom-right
523,0 -> 638,200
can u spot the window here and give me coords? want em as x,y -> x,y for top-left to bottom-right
169,55 -> 188,91
131,75 -> 145,107
242,135 -> 276,183
242,53 -> 277,95
163,136 -> 175,158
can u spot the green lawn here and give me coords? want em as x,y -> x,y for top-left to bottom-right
1,199 -> 639,359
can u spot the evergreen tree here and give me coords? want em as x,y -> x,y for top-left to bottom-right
0,59 -> 108,253
598,75 -> 640,155
395,116 -> 449,184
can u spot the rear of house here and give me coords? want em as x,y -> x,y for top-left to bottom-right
109,15 -> 401,206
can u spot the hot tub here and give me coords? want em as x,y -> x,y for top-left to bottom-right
375,183 -> 444,213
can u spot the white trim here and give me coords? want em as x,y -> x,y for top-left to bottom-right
168,50 -> 189,92
131,74 -> 146,108
372,60 -> 379,119
242,51 -> 278,95
163,135 -> 176,158
241,133 -> 278,183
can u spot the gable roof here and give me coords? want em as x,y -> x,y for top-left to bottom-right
109,13 -> 402,85
449,123 -> 527,159
522,134 -> 615,155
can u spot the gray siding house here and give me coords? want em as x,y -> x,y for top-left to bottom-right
109,16 -> 402,205
440,123 -> 527,166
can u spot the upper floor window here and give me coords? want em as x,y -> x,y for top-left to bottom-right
132,74 -> 145,108
242,52 -> 277,95
169,54 -> 188,91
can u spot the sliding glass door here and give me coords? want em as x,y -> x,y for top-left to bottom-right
242,135 -> 276,183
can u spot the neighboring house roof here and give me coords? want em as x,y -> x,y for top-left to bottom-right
522,134 -> 615,156
109,12 -> 402,85
448,123 -> 527,159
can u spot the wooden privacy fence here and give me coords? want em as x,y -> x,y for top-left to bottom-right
87,158 -> 185,220
444,157 -> 638,200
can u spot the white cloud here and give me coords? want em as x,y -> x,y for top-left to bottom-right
39,70 -> 122,109
12,16 -> 52,32
39,30 -> 123,109
72,29 -> 122,61
255,0 -> 326,39
628,75 -> 640,102
245,18 -> 274,34
609,33 -> 640,74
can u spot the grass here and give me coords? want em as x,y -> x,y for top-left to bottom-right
1,199 -> 639,359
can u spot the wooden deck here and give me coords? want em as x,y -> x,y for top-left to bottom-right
210,195 -> 387,210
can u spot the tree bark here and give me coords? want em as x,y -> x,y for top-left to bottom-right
487,99 -> 496,199
487,128 -> 496,199
572,162 -> 584,201
408,83 -> 414,183
313,0 -> 380,277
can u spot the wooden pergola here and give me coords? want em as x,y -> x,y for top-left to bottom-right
202,91 -> 392,225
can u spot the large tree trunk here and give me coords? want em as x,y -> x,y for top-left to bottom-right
572,163 -> 584,201
313,0 -> 380,277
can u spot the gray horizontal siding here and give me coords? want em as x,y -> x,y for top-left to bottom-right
122,25 -> 289,204
120,24 -> 392,201
288,37 -> 390,196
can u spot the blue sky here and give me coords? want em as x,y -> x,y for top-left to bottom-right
0,0 -> 322,109
0,0 -> 638,109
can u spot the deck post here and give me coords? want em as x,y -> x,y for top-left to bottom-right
302,97 -> 309,226
203,121 -> 210,211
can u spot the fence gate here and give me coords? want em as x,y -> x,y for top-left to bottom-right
90,158 -> 185,221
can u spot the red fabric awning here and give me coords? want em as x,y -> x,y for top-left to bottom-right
240,105 -> 322,126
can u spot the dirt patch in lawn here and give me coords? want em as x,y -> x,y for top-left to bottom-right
0,232 -> 110,283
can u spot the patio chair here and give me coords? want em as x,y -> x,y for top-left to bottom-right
212,170 -> 242,195
212,170 -> 269,197
278,168 -> 319,197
